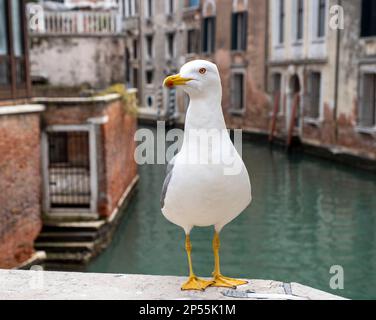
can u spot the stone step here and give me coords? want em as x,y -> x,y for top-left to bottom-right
41,221 -> 103,233
35,242 -> 95,253
38,231 -> 97,242
44,252 -> 93,265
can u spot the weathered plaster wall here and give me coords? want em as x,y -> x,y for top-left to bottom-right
335,0 -> 376,159
29,36 -> 126,89
266,0 -> 376,161
0,112 -> 42,268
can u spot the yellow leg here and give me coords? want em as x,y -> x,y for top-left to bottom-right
211,232 -> 248,288
181,234 -> 214,291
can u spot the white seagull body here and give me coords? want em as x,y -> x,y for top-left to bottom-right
161,60 -> 252,291
161,108 -> 251,234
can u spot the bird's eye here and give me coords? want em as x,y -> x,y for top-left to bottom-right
199,68 -> 207,74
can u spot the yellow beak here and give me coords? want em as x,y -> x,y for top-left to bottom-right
163,74 -> 192,88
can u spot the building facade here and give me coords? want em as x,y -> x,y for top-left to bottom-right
135,0 -> 269,127
191,0 -> 270,132
268,0 -> 376,161
335,0 -> 376,160
0,0 -> 139,268
136,0 -> 185,122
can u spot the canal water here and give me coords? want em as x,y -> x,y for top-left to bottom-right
87,127 -> 376,300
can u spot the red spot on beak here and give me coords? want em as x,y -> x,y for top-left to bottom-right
167,80 -> 174,88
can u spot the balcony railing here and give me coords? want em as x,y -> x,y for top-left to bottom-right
123,16 -> 139,32
28,10 -> 122,35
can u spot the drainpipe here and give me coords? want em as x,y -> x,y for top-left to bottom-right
333,0 -> 342,145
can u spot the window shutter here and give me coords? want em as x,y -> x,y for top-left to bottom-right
202,19 -> 207,53
212,17 -> 216,53
360,74 -> 374,127
242,11 -> 248,51
231,13 -> 237,50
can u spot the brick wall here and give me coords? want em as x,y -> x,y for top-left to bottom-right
100,101 -> 138,216
0,113 -> 42,268
212,0 -> 270,132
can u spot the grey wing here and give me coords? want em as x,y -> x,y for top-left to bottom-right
160,155 -> 176,209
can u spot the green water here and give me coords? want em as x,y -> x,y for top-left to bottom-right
87,130 -> 376,300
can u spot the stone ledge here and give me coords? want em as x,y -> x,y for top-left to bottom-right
0,270 -> 347,300
31,94 -> 121,105
0,104 -> 45,116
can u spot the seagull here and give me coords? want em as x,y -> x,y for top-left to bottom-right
161,60 -> 252,291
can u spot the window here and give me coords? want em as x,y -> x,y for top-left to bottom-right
361,0 -> 376,37
10,0 -> 25,84
146,95 -> 154,108
0,0 -> 9,86
132,67 -> 138,88
296,0 -> 304,40
166,33 -> 175,58
145,35 -> 153,59
167,0 -> 174,14
0,0 -> 8,56
146,70 -> 154,84
231,12 -> 248,51
278,0 -> 285,44
146,0 -> 153,18
47,130 -> 92,210
359,74 -> 376,128
125,49 -> 131,84
202,17 -> 216,54
232,73 -> 245,111
123,0 -> 137,17
307,72 -> 321,119
0,0 -> 29,99
317,0 -> 326,38
272,73 -> 282,113
188,0 -> 199,8
187,29 -> 199,54
133,39 -> 138,59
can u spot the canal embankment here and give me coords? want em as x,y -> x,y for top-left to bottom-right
0,270 -> 346,300
138,119 -> 376,172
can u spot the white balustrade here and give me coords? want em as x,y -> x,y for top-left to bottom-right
28,9 -> 122,35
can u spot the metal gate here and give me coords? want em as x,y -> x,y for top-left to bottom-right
47,131 -> 91,209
